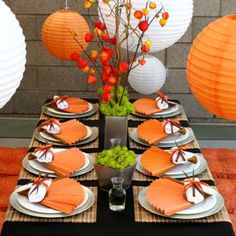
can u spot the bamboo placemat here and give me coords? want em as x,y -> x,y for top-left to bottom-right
6,187 -> 97,223
40,103 -> 100,121
19,153 -> 97,181
30,127 -> 99,149
133,186 -> 231,223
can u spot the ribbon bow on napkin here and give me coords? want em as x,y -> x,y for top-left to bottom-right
39,118 -> 61,134
163,119 -> 186,135
156,92 -> 170,110
29,145 -> 54,163
53,95 -> 69,110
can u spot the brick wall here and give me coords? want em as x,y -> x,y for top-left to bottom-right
0,0 -> 235,123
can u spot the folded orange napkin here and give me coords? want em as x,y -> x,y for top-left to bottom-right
137,119 -> 169,145
133,98 -> 162,115
147,178 -> 192,216
140,146 -> 175,176
40,119 -> 88,145
41,178 -> 85,214
51,96 -> 89,114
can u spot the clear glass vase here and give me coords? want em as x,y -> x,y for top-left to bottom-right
109,177 -> 126,211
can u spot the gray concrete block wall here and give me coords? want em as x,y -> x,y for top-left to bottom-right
0,0 -> 235,123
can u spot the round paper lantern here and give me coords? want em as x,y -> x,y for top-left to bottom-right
187,15 -> 236,121
128,56 -> 166,95
0,0 -> 26,109
98,0 -> 193,52
41,10 -> 89,60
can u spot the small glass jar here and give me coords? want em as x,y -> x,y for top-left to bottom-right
109,177 -> 126,211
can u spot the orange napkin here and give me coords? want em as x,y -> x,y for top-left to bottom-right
140,146 -> 175,176
133,98 -> 162,115
45,148 -> 85,177
137,119 -> 169,145
51,96 -> 89,114
52,119 -> 88,145
147,178 -> 192,216
41,178 -> 85,214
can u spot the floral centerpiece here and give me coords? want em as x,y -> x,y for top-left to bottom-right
70,0 -> 169,116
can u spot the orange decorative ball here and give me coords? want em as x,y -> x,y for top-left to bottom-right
187,15 -> 236,121
41,10 -> 89,60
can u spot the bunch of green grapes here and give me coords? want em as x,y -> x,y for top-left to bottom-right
96,146 -> 136,170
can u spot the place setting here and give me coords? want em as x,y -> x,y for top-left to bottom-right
10,176 -> 95,218
34,118 -> 98,146
132,92 -> 183,119
41,95 -> 98,119
130,119 -> 194,148
137,175 -> 224,220
136,146 -> 207,179
22,146 -> 94,178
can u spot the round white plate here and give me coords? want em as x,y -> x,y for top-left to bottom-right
136,151 -> 202,176
17,185 -> 89,214
47,102 -> 93,116
40,126 -> 92,143
28,149 -> 90,174
130,128 -> 192,147
10,186 -> 95,218
23,154 -> 94,178
138,187 -> 224,219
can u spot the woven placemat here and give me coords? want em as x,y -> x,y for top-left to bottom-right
30,127 -> 99,149
19,153 -> 97,181
40,103 -> 100,121
6,187 -> 97,223
133,186 -> 231,223
128,128 -> 200,150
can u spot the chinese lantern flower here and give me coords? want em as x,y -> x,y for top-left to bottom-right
102,33 -> 109,41
71,52 -> 80,61
90,50 -> 99,61
109,36 -> 116,45
112,67 -> 119,77
149,1 -> 157,9
108,76 -> 117,86
101,92 -> 111,102
162,12 -> 169,20
87,75 -> 97,84
95,20 -> 106,31
134,10 -> 143,20
83,66 -> 90,73
103,47 -> 114,58
145,40 -> 152,48
103,65 -> 112,76
142,8 -> 149,16
141,44 -> 150,53
103,85 -> 112,93
159,18 -> 167,27
76,58 -> 88,69
100,51 -> 110,64
103,0 -> 110,4
119,61 -> 129,74
94,27 -> 103,36
85,32 -> 94,42
138,21 -> 149,32
138,58 -> 146,65
84,0 -> 92,8
89,68 -> 96,75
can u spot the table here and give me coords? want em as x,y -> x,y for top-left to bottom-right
1,99 -> 234,236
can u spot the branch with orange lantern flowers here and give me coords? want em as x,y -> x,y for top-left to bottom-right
70,0 -> 169,116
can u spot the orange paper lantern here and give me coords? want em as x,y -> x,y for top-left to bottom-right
41,9 -> 89,60
187,15 -> 236,121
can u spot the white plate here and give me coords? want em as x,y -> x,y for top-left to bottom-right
23,154 -> 94,178
131,128 -> 192,147
136,151 -> 201,176
138,187 -> 224,219
17,185 -> 89,214
28,149 -> 90,174
10,186 -> 95,218
40,126 -> 92,143
47,102 -> 93,116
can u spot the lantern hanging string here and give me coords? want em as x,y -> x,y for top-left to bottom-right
65,0 -> 69,10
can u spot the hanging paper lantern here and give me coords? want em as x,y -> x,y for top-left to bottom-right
0,0 -> 26,109
128,56 -> 166,95
98,0 -> 193,52
187,15 -> 236,121
41,10 -> 89,60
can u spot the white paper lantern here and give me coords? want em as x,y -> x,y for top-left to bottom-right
98,0 -> 193,52
128,56 -> 166,95
0,1 -> 26,109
